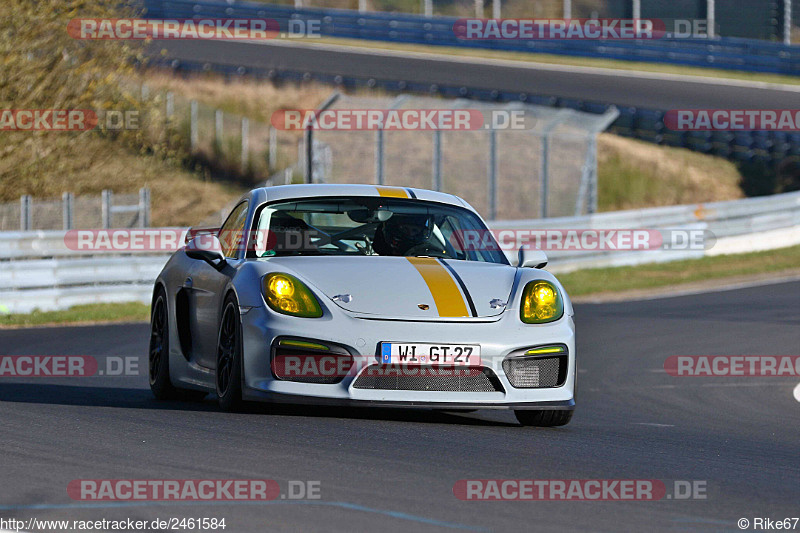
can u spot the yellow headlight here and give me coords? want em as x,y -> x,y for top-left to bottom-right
268,275 -> 295,298
262,273 -> 322,318
520,280 -> 564,324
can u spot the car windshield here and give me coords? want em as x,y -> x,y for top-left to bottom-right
250,197 -> 508,264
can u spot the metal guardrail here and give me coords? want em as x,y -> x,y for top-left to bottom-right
140,1 -> 800,170
0,256 -> 167,290
143,0 -> 800,75
1,192 -> 799,313
495,190 -> 800,272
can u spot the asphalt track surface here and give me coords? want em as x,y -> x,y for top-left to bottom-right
0,280 -> 798,532
151,39 -> 800,109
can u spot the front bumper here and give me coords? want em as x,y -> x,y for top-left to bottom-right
240,304 -> 575,408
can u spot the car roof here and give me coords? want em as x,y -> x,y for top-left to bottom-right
250,184 -> 472,211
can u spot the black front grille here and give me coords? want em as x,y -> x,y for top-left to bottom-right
503,355 -> 566,388
352,365 -> 504,392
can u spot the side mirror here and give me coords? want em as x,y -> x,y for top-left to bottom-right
518,246 -> 548,269
186,235 -> 226,268
184,226 -> 218,245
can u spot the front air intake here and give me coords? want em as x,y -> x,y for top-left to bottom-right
503,355 -> 567,388
352,365 -> 504,392
271,339 -> 353,384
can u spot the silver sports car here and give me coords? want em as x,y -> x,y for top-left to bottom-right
149,184 -> 575,426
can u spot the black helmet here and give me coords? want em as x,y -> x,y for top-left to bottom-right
380,213 -> 433,255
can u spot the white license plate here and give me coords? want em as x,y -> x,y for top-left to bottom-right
380,343 -> 481,366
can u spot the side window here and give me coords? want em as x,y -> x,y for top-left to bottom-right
218,202 -> 249,259
438,216 -> 468,261
439,216 -> 495,262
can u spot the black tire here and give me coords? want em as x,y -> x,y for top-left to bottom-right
216,294 -> 244,412
149,287 -> 181,399
515,409 -> 573,427
149,287 -> 207,402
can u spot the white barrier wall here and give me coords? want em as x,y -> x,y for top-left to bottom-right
1,192 -> 799,313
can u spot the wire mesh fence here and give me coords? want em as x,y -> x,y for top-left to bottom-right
154,84 -> 620,221
310,94 -> 618,220
0,88 -> 615,231
0,191 -> 149,231
165,89 -> 300,183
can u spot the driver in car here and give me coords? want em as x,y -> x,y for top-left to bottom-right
373,213 -> 444,256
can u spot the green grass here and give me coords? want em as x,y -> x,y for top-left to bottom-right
596,135 -> 744,211
558,245 -> 800,297
0,302 -> 150,328
599,153 -> 663,210
299,36 -> 800,86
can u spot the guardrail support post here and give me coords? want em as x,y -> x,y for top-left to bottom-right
138,188 -> 150,228
576,135 -> 598,216
488,129 -> 497,220
432,130 -> 442,191
304,91 -> 340,184
632,0 -> 640,20
540,134 -> 550,218
215,110 -> 223,153
304,123 -> 314,184
269,126 -> 277,171
706,0 -> 715,38
375,127 -> 385,185
423,0 -> 432,17
785,0 -> 792,45
475,0 -> 484,17
102,190 -> 112,229
62,192 -> 74,230
190,100 -> 198,152
20,195 -> 31,231
359,0 -> 367,12
241,117 -> 249,174
563,0 -> 572,19
589,137 -> 598,214
492,0 -> 501,19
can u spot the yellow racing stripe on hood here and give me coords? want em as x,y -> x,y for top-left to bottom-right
406,257 -> 470,317
376,186 -> 410,198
